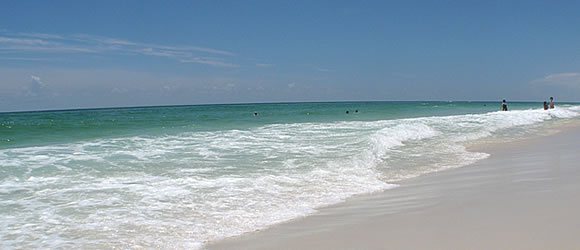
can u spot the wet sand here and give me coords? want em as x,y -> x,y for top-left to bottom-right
208,124 -> 580,249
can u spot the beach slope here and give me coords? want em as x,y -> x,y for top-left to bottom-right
208,125 -> 580,249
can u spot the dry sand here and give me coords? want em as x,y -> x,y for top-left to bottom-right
208,124 -> 580,250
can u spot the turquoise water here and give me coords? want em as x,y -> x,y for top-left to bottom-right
0,101 -> 553,149
1,101 -> 579,248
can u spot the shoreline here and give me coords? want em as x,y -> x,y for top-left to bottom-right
207,123 -> 580,249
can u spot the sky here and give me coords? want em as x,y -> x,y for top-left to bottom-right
1,0 -> 579,112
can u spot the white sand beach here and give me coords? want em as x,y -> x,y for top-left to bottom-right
208,123 -> 580,249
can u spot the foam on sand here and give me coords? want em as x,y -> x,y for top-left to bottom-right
208,123 -> 580,249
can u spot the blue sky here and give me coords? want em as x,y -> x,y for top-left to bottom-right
1,0 -> 579,112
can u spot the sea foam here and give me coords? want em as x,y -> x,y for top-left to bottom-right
0,105 -> 578,248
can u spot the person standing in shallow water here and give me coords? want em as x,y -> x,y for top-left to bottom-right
501,99 -> 508,111
544,101 -> 549,110
549,97 -> 555,109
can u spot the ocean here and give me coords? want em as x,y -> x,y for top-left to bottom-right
1,101 -> 579,248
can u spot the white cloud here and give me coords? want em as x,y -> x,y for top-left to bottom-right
544,72 -> 579,80
0,32 -> 236,67
30,75 -> 45,87
112,87 -> 128,94
256,63 -> 274,67
139,47 -> 191,58
288,82 -> 296,88
72,33 -> 235,56
225,83 -> 236,90
532,73 -> 580,88
0,37 -> 52,45
180,57 -> 239,68
175,45 -> 234,56
1,45 -> 98,53
0,56 -> 52,61
316,67 -> 333,72
25,75 -> 46,96
18,32 -> 65,39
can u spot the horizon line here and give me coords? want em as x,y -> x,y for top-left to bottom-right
2,99 -> 578,114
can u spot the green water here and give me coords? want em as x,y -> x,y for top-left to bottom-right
0,101 -> 560,149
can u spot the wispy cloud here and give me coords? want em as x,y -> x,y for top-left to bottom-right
180,57 -> 239,68
1,45 -> 98,53
316,67 -> 333,72
175,45 -> 234,56
0,56 -> 54,61
0,32 -> 237,67
18,32 -> 65,40
532,73 -> 580,88
256,63 -> 274,67
71,34 -> 235,56
0,37 -> 53,45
